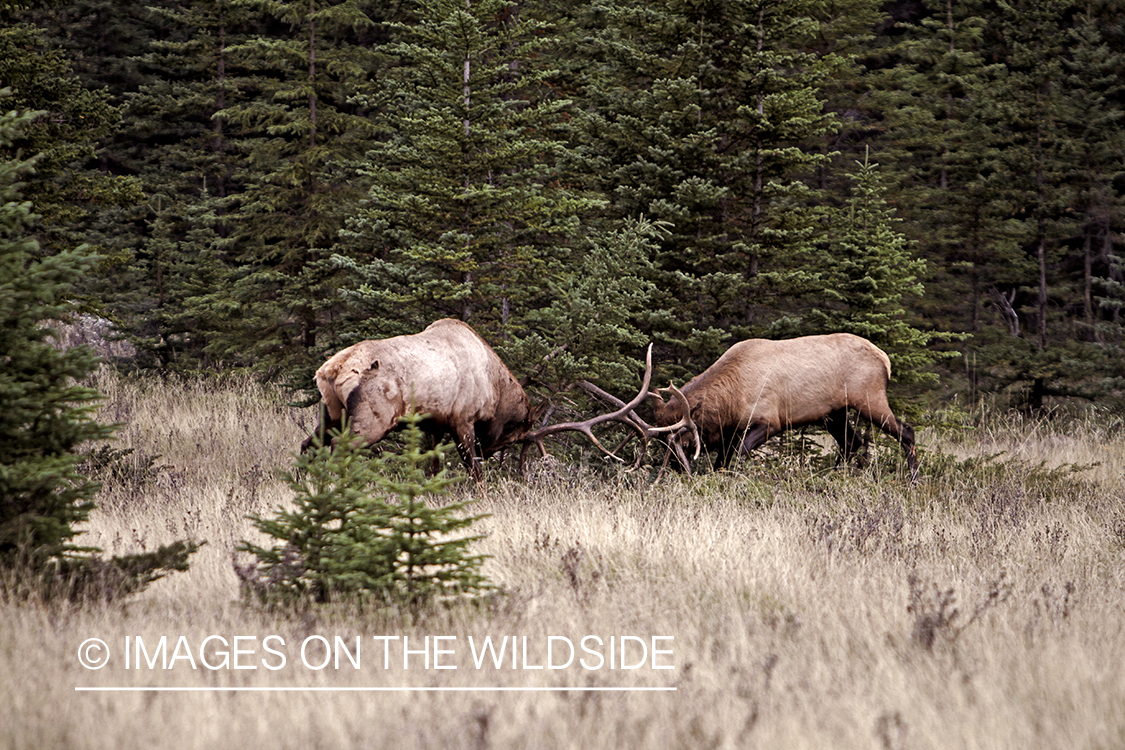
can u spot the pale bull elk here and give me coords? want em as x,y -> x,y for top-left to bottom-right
303,319 -> 537,482
306,320 -> 699,482
650,334 -> 919,481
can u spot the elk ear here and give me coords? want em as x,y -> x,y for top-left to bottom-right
369,360 -> 379,371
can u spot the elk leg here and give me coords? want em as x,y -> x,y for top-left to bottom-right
301,402 -> 341,452
891,420 -> 919,484
713,430 -> 736,470
825,409 -> 869,466
879,419 -> 919,484
454,424 -> 484,483
736,423 -> 771,459
859,402 -> 920,484
421,429 -> 443,476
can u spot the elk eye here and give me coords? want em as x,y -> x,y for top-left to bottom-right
370,360 -> 379,371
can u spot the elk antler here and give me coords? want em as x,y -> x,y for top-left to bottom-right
654,383 -> 701,471
521,345 -> 701,473
521,344 -> 655,468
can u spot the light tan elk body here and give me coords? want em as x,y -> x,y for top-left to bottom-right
304,319 -> 534,481
652,334 -> 919,480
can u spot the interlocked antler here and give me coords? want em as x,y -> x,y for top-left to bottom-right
521,345 -> 700,472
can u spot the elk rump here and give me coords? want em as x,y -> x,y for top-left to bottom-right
303,319 -> 533,481
651,333 -> 918,480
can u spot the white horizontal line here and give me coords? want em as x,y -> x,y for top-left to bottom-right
75,686 -> 676,693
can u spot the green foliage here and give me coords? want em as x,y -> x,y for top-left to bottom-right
335,0 -> 594,343
0,23 -> 142,257
0,106 -> 110,569
510,217 -> 662,395
4,0 -> 1125,417
239,415 -> 490,608
804,152 -> 962,384
191,0 -> 384,378
0,101 -> 199,598
575,0 -> 841,368
28,540 -> 202,603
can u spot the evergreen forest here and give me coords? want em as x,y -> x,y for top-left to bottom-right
4,0 -> 1125,415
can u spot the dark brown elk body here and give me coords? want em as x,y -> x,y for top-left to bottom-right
304,319 -> 533,481
653,333 -> 918,479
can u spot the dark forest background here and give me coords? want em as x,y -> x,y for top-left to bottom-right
3,0 -> 1123,416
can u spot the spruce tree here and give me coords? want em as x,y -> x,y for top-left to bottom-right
858,0 -> 1028,338
239,416 -> 488,608
0,103 -> 198,597
573,0 -> 841,375
335,0 -> 596,346
509,217 -> 662,396
110,0 -> 254,369
198,0 -> 383,379
807,153 -> 957,385
0,22 -> 143,260
1060,13 -> 1125,353
961,0 -> 1090,409
0,107 -> 111,569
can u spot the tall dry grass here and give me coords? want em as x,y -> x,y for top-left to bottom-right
3,369 -> 1125,750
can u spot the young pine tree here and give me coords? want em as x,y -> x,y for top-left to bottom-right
239,415 -> 488,608
807,153 -> 955,386
0,108 -> 111,571
509,217 -> 662,397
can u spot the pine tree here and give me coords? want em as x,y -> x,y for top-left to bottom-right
199,0 -> 384,379
857,0 -> 1026,337
335,0 -> 595,346
25,0 -> 173,96
510,217 -> 662,396
573,0 -> 841,374
807,152 -> 957,385
0,107 -> 111,569
859,0 -> 1125,407
0,22 -> 143,260
0,102 -> 199,597
959,0 -> 1093,410
1060,12 -> 1125,352
239,415 -> 488,607
109,0 -> 254,369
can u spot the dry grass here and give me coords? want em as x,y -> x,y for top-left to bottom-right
3,369 -> 1125,750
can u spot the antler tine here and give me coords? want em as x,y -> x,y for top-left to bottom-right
582,374 -> 701,469
525,418 -> 642,462
522,345 -> 702,474
660,383 -> 700,461
577,380 -> 656,434
576,377 -> 656,471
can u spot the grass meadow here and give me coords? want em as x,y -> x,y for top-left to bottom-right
4,368 -> 1125,750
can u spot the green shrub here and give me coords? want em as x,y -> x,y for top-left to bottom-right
238,414 -> 491,608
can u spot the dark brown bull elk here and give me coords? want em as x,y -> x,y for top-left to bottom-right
650,333 -> 919,482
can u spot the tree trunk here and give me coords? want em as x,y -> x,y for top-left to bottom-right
1037,235 -> 1047,349
308,0 -> 317,149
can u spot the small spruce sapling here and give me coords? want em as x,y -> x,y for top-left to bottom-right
239,414 -> 490,607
